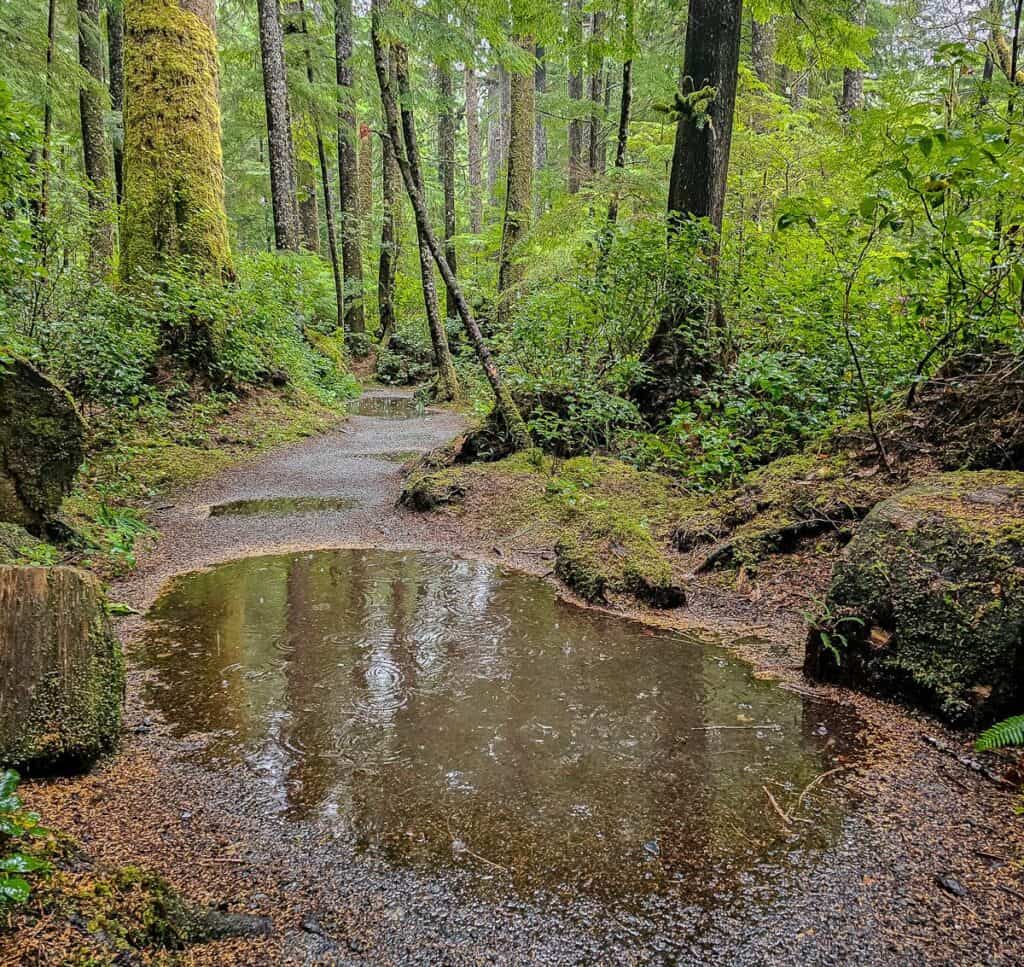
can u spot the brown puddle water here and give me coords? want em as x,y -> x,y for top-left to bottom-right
348,395 -> 424,418
139,549 -> 861,903
208,496 -> 356,517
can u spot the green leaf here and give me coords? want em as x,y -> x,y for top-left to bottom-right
0,853 -> 48,873
0,876 -> 30,904
975,714 -> 1024,752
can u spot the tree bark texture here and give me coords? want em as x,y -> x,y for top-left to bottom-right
335,0 -> 365,332
257,0 -> 301,250
841,0 -> 867,116
437,64 -> 458,321
465,66 -> 483,232
107,0 -> 125,205
77,0 -> 115,271
122,0 -> 232,281
567,0 -> 584,193
751,16 -> 775,87
497,35 -> 535,330
297,157 -> 320,253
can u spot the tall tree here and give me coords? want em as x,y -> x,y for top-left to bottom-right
358,123 -> 373,229
122,0 -> 232,281
77,0 -> 115,270
335,0 -> 365,333
585,11 -> 604,181
841,0 -> 867,116
370,0 -> 528,446
257,0 -> 301,250
299,0 -> 344,333
636,0 -> 743,418
465,65 -> 483,232
497,34 -> 535,329
486,72 -> 502,205
534,45 -> 547,172
750,16 -> 775,88
378,51 -> 402,346
107,0 -> 125,205
297,158 -> 320,252
394,47 -> 460,400
437,63 -> 458,321
567,0 -> 584,193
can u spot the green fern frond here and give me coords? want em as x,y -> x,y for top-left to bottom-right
975,714 -> 1024,752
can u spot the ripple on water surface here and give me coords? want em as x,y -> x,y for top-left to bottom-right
348,395 -> 424,418
139,549 -> 862,905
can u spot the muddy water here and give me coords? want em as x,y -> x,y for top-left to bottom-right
139,549 -> 860,904
208,496 -> 356,517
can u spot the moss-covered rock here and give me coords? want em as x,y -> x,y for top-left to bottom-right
0,359 -> 85,530
805,471 -> 1024,724
400,467 -> 466,511
0,565 -> 124,771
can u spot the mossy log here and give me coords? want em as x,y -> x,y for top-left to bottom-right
0,359 -> 84,530
0,566 -> 124,771
805,472 -> 1024,725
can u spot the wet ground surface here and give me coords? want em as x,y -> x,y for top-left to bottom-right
22,388 -> 1024,964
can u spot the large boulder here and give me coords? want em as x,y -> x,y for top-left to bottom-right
0,565 -> 124,771
805,472 -> 1024,725
0,358 -> 85,530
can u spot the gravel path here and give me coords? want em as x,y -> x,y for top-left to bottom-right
22,390 -> 1024,966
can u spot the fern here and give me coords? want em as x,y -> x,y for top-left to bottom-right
975,715 -> 1024,752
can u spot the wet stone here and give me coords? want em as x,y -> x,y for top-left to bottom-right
207,496 -> 356,518
139,549 -> 861,905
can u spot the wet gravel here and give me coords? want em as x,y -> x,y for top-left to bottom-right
21,389 -> 1024,965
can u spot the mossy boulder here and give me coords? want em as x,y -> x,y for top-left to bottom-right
400,467 -> 467,511
0,358 -> 85,530
555,519 -> 685,609
805,471 -> 1024,724
0,565 -> 124,771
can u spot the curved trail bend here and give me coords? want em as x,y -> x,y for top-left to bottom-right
27,389 -> 1024,965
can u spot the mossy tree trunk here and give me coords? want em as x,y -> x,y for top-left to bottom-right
437,63 -> 458,322
371,3 -> 526,443
465,66 -> 482,233
122,0 -> 232,282
335,0 -> 365,333
841,0 -> 867,117
257,0 -> 301,251
297,158 -> 320,253
497,34 -> 535,330
77,0 -> 115,272
585,11 -> 604,182
377,56 -> 402,349
357,123 -> 373,232
534,46 -> 547,215
394,47 -> 461,401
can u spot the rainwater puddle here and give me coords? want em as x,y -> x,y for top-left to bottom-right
208,496 -> 356,518
348,395 -> 423,418
140,549 -> 861,904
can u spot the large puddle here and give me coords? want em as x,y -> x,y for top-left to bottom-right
140,549 -> 860,903
348,395 -> 423,418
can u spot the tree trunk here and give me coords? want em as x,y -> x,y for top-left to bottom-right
751,16 -> 775,88
606,58 -> 632,226
534,45 -> 547,214
486,73 -> 502,206
77,0 -> 115,272
299,0 -> 343,332
567,0 -> 584,193
841,0 -> 867,117
437,64 -> 458,322
586,12 -> 604,182
465,66 -> 483,233
636,0 -> 743,420
335,0 -> 365,333
257,0 -> 301,250
497,35 -> 535,330
297,157 -> 320,253
122,0 -> 232,281
393,48 -> 460,401
378,49 -> 401,347
357,123 -> 373,231
107,0 -> 125,205
370,2 -> 528,446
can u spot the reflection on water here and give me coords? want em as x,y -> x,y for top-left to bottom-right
208,496 -> 355,517
348,395 -> 423,418
140,550 -> 859,900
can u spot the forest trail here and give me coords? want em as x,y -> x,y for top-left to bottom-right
18,390 -> 1024,965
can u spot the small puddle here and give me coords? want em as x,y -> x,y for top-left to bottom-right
348,395 -> 423,418
208,497 -> 355,518
140,550 -> 861,905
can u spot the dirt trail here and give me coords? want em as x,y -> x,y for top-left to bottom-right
19,390 -> 1024,965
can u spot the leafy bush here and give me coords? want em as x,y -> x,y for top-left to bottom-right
975,715 -> 1024,753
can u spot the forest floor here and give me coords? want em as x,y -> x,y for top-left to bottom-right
6,386 -> 1024,965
